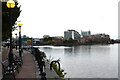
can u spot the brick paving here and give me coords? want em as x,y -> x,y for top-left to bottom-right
2,47 -> 9,62
2,47 -> 36,79
15,50 -> 36,79
1,47 -> 61,80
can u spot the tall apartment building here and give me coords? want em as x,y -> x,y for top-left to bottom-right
64,30 -> 81,41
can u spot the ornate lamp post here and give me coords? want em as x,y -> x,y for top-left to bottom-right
17,20 -> 22,58
6,0 -> 15,66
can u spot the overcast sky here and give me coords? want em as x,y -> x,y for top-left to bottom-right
13,0 -> 119,39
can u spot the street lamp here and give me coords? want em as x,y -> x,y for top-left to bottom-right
6,0 -> 15,66
6,0 -> 15,8
17,20 -> 23,58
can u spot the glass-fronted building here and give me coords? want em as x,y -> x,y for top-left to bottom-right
64,30 -> 81,41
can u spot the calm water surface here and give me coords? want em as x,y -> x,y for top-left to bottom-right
38,44 -> 118,78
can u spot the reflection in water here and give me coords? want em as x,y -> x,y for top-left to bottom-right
64,46 -> 92,57
39,44 -> 118,78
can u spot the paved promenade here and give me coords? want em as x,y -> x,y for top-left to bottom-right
1,47 -> 60,80
35,58 -> 60,79
45,61 -> 60,78
15,50 -> 36,79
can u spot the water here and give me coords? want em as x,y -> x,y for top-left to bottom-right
38,44 -> 118,78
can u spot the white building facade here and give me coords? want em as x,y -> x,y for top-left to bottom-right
64,30 -> 81,41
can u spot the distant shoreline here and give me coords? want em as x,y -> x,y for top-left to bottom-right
35,42 -> 119,46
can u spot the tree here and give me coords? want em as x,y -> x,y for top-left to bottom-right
2,0 -> 21,41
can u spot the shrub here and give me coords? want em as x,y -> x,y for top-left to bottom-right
52,62 -> 66,79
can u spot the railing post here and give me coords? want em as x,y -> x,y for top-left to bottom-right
41,72 -> 46,80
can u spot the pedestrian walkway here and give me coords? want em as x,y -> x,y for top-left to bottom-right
15,50 -> 36,79
35,58 -> 60,79
33,54 -> 61,80
2,47 -> 61,80
44,61 -> 60,79
2,47 -> 9,61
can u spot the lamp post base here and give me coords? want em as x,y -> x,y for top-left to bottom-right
8,51 -> 14,66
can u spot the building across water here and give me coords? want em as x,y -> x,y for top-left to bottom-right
64,29 -> 81,41
80,33 -> 110,44
81,30 -> 91,37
